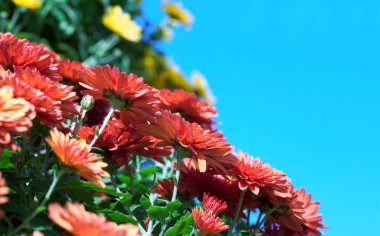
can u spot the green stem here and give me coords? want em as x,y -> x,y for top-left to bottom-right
252,208 -> 276,235
72,109 -> 87,137
247,204 -> 253,236
128,167 -> 135,196
9,170 -> 64,236
227,189 -> 247,236
110,171 -> 121,193
122,203 -> 147,235
171,151 -> 181,202
7,7 -> 21,31
258,208 -> 275,229
89,107 -> 115,149
252,210 -> 263,236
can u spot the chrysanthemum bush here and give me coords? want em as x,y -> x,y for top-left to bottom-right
0,1 -> 327,235
0,32 -> 327,236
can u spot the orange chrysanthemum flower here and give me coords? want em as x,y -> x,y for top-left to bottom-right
192,193 -> 229,236
0,33 -> 61,81
79,65 -> 160,123
0,172 -> 9,218
48,202 -> 140,236
1,66 -> 78,127
268,188 -> 327,235
78,119 -> 171,165
45,129 -> 110,188
159,89 -> 217,128
0,81 -> 35,151
233,151 -> 292,203
137,110 -> 236,173
59,59 -> 88,83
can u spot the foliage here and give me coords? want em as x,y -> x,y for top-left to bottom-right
0,0 -> 212,101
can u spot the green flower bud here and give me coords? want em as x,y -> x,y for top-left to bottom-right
80,95 -> 95,111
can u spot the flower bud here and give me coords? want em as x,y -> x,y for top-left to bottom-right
80,95 -> 95,111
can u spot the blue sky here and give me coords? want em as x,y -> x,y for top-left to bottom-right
145,1 -> 380,235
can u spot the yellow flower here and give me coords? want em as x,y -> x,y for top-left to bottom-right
12,0 -> 42,10
163,1 -> 193,27
191,71 -> 215,103
102,5 -> 141,42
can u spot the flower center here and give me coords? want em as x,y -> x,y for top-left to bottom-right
174,144 -> 192,158
104,90 -> 133,110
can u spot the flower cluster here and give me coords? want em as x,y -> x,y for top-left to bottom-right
0,32 -> 326,236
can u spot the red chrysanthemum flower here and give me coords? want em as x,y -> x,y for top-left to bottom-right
192,193 -> 229,236
268,188 -> 327,235
159,89 -> 217,128
79,65 -> 160,123
45,129 -> 110,188
0,81 -> 35,151
14,66 -> 78,118
155,178 -> 175,199
155,158 -> 249,216
0,171 -> 9,218
48,202 -> 140,236
233,151 -> 292,203
59,59 -> 88,83
78,119 -> 171,166
201,193 -> 228,216
0,33 -> 61,81
137,110 -> 236,173
1,66 -> 78,127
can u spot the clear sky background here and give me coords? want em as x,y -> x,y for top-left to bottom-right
145,1 -> 380,235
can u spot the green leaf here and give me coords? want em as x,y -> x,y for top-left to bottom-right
139,166 -> 156,176
59,179 -> 132,199
164,213 -> 194,236
167,200 -> 181,212
95,127 -> 100,136
147,205 -> 169,222
65,186 -> 94,206
107,212 -> 138,225
0,149 -> 15,169
139,196 -> 151,209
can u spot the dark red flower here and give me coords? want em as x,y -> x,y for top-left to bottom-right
84,99 -> 112,126
78,119 -> 171,166
155,158 -> 250,216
